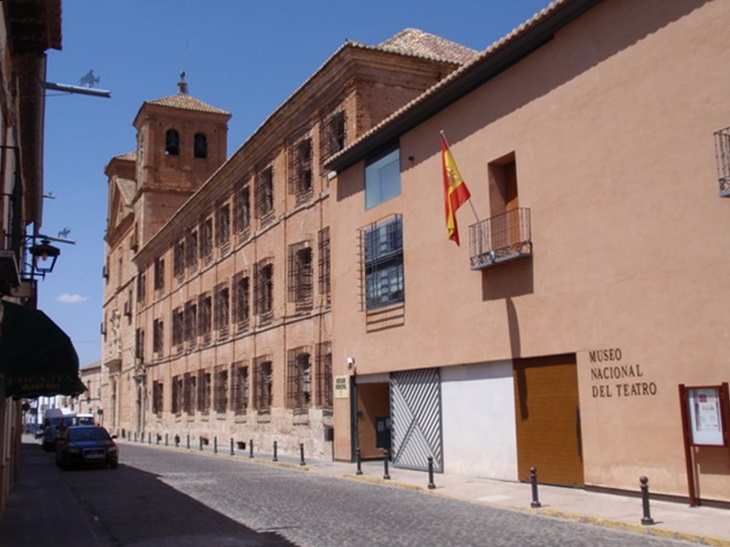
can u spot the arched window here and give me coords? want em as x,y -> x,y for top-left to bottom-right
194,133 -> 207,158
165,129 -> 180,156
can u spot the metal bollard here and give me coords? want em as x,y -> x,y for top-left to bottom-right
530,467 -> 542,508
427,456 -> 436,490
199,437 -> 203,451
213,437 -> 218,454
148,432 -> 151,444
383,448 -> 391,480
174,434 -> 180,448
273,441 -> 278,462
640,476 -> 655,525
230,438 -> 234,456
156,434 -> 160,446
165,433 -> 168,447
249,439 -> 254,459
300,443 -> 306,466
356,447 -> 363,476
186,434 -> 190,449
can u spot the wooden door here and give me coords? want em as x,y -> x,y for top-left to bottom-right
356,382 -> 391,460
513,354 -> 584,487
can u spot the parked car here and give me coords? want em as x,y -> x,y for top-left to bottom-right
55,426 -> 119,469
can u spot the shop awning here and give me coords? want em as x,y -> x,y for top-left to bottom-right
0,300 -> 86,399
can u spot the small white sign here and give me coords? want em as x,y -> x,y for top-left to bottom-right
334,375 -> 350,399
688,388 -> 724,446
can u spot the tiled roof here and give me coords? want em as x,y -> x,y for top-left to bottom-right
373,28 -> 479,64
113,151 -> 136,162
144,93 -> 231,116
116,178 -> 137,206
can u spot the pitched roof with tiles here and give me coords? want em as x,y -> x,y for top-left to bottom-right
143,93 -> 231,116
372,28 -> 479,64
115,178 -> 137,206
112,151 -> 136,162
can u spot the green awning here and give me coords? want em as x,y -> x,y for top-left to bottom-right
0,300 -> 86,399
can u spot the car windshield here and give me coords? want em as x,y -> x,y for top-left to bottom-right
68,428 -> 111,442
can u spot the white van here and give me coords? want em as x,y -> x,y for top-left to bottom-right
42,408 -> 76,451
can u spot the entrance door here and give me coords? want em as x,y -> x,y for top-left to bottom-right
513,354 -> 584,487
356,382 -> 391,460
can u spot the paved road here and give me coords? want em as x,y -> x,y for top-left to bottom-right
52,443 -> 692,547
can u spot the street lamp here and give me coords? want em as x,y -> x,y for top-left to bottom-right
28,238 -> 60,277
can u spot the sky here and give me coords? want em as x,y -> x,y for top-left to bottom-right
38,0 -> 553,368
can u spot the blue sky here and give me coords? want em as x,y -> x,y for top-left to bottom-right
39,0 -> 552,368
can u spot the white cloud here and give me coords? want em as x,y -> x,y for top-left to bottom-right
56,293 -> 88,304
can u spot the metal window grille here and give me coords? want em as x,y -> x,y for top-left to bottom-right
233,183 -> 251,240
319,110 -> 346,166
255,166 -> 274,221
288,137 -> 313,201
198,293 -> 212,345
197,370 -> 211,413
154,257 -> 165,291
135,328 -> 145,364
186,230 -> 199,273
184,301 -> 197,350
359,214 -> 404,311
214,283 -> 230,339
152,381 -> 164,415
173,240 -> 185,279
318,228 -> 331,303
253,356 -> 273,411
714,127 -> 730,196
253,259 -> 274,323
200,217 -> 213,264
214,366 -> 229,414
288,242 -> 313,311
183,373 -> 196,415
136,271 -> 146,305
233,363 -> 249,414
152,319 -> 164,355
315,342 -> 333,407
216,203 -> 231,254
232,272 -> 250,330
172,307 -> 184,350
287,347 -> 312,409
172,375 -> 183,415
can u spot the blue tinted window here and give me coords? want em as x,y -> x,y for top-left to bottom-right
365,146 -> 400,209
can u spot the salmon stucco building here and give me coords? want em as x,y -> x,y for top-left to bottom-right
326,0 -> 730,505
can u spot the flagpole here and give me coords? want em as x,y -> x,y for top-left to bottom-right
440,130 -> 481,224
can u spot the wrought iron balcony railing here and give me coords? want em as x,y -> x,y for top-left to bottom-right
468,207 -> 532,270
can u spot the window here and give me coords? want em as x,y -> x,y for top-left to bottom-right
197,370 -> 211,413
198,293 -> 212,344
365,145 -> 401,209
186,229 -> 199,273
165,129 -> 180,156
172,307 -> 184,350
184,300 -> 197,349
253,259 -> 274,323
233,363 -> 249,414
318,228 -> 331,303
214,283 -> 230,338
287,347 -> 311,409
152,381 -> 164,415
172,375 -> 183,415
136,271 -> 146,305
253,356 -> 273,411
288,241 -> 313,311
289,137 -> 313,200
233,183 -> 251,237
153,319 -> 164,355
135,328 -> 145,364
194,133 -> 207,159
361,214 -> 404,310
232,272 -> 250,329
183,373 -> 196,415
173,240 -> 185,280
216,203 -> 231,253
154,257 -> 165,292
200,217 -> 213,264
255,166 -> 274,220
214,366 -> 228,413
320,110 -> 345,164
315,342 -> 333,407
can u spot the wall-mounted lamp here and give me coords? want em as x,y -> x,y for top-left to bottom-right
347,357 -> 356,370
29,238 -> 60,277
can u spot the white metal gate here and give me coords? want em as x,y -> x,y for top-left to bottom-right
390,368 -> 443,472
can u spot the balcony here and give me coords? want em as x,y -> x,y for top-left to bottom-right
714,127 -> 730,197
468,208 -> 532,270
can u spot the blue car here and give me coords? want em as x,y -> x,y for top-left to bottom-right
55,425 -> 119,469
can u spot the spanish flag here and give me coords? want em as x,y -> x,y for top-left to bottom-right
441,133 -> 471,245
